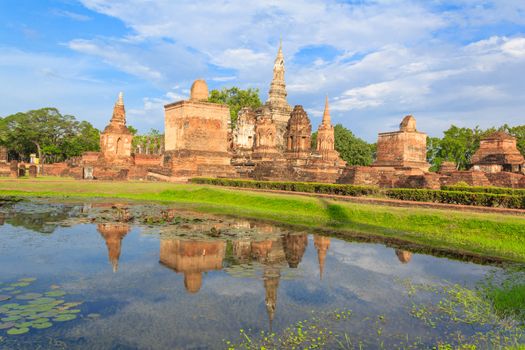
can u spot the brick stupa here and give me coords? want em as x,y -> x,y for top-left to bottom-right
471,131 -> 524,173
373,115 -> 430,171
100,92 -> 133,163
163,79 -> 237,179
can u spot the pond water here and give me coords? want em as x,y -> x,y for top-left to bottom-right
0,201 -> 522,349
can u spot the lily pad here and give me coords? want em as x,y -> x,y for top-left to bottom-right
87,313 -> 100,319
0,322 -> 15,330
29,297 -> 56,305
1,316 -> 21,322
0,295 -> 11,302
64,309 -> 81,314
32,318 -> 49,324
45,291 -> 66,297
16,293 -> 42,300
62,302 -> 82,308
2,287 -> 14,292
7,327 -> 29,335
53,314 -> 77,322
15,322 -> 33,329
2,303 -> 19,309
17,278 -> 36,283
10,282 -> 30,287
32,322 -> 52,329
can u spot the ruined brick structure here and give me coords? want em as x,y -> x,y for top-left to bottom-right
373,115 -> 430,171
299,98 -> 346,183
339,115 -> 439,188
285,105 -> 312,162
75,92 -> 163,180
265,40 -> 293,150
100,92 -> 133,163
163,79 -> 236,180
471,131 -> 524,173
0,146 -> 11,177
26,42 -> 523,189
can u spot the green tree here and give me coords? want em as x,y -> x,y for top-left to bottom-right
127,125 -> 138,135
208,87 -> 262,127
1,108 -> 100,163
63,121 -> 100,158
428,125 -> 495,170
312,124 -> 375,166
132,129 -> 163,154
426,136 -> 444,172
501,124 -> 525,155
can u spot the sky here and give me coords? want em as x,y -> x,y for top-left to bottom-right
1,0 -> 524,142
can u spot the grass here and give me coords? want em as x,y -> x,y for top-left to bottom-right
1,177 -> 525,262
489,284 -> 525,320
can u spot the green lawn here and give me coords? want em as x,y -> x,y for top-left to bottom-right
1,177 -> 525,263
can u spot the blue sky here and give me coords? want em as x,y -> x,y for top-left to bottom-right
1,0 -> 525,142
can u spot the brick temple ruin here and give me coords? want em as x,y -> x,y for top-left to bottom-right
3,42 -> 525,188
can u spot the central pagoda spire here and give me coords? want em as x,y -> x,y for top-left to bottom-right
322,95 -> 331,126
267,39 -> 288,106
110,91 -> 126,126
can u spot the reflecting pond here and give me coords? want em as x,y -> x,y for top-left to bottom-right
0,201 -> 523,349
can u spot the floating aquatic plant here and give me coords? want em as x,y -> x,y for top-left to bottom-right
0,278 -> 83,336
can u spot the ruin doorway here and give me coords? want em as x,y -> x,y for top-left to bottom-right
116,137 -> 122,155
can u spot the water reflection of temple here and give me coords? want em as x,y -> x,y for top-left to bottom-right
282,233 -> 308,268
395,249 -> 413,264
314,235 -> 330,280
234,237 -> 287,331
97,223 -> 130,272
159,239 -> 226,293
159,233 -> 330,330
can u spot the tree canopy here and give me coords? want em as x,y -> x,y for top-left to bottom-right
208,87 -> 262,127
426,124 -> 525,171
132,128 -> 163,154
312,124 -> 375,166
0,108 -> 100,163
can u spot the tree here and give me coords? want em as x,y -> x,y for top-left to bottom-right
208,87 -> 262,127
132,129 -> 163,154
312,124 -> 375,166
1,108 -> 100,163
426,125 -> 495,170
501,124 -> 525,156
426,136 -> 443,172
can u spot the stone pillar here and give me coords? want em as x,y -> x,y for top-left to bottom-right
28,165 -> 38,178
10,161 -> 18,178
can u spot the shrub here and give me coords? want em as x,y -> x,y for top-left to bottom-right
190,178 -> 525,209
442,185 -> 525,196
189,178 -> 379,197
385,189 -> 525,209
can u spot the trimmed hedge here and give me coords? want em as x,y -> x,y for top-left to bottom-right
190,178 -> 380,196
385,189 -> 525,209
442,185 -> 525,196
190,178 -> 525,209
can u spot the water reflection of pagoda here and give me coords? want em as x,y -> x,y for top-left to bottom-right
97,223 -> 130,272
395,249 -> 413,264
158,232 -> 331,331
314,235 -> 330,280
159,239 -> 226,293
282,233 -> 308,268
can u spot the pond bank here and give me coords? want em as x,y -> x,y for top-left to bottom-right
0,179 -> 524,263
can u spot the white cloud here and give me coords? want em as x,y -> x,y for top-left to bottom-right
4,1 -> 525,138
51,9 -> 91,21
211,48 -> 271,71
502,37 -> 525,58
